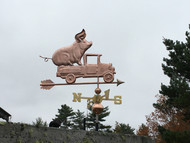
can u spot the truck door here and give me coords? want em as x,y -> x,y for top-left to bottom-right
85,56 -> 98,75
86,64 -> 98,74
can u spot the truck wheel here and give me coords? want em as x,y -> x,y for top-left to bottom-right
66,74 -> 76,84
103,72 -> 114,83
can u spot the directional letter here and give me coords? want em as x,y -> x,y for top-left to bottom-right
102,89 -> 110,99
72,93 -> 82,102
114,96 -> 122,104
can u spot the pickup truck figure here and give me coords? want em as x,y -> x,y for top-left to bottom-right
56,54 -> 116,84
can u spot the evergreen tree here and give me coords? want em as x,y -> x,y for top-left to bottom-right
32,117 -> 47,128
86,106 -> 112,131
55,104 -> 75,129
72,109 -> 85,130
155,25 -> 190,142
114,121 -> 135,135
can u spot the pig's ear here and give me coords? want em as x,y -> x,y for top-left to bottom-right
75,29 -> 86,42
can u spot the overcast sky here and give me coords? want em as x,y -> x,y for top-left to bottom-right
1,0 -> 190,131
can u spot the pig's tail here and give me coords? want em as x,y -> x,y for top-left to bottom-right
39,55 -> 52,62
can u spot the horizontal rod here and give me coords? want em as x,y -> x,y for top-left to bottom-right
40,81 -> 118,86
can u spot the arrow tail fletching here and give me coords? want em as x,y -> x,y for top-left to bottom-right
40,79 -> 54,90
41,79 -> 53,84
41,86 -> 53,90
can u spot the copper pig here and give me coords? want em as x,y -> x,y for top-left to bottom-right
52,29 -> 92,66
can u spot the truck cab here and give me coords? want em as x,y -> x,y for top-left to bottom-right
56,54 -> 116,84
83,54 -> 101,75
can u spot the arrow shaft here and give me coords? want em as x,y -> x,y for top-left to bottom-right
40,81 -> 118,86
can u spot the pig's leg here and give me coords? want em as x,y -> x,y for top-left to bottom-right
77,61 -> 82,66
66,60 -> 74,66
68,61 -> 73,66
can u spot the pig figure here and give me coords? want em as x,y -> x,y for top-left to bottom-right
52,29 -> 92,66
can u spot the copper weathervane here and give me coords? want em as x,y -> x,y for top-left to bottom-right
40,29 -> 124,131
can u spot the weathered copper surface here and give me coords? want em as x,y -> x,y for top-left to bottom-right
40,79 -> 124,90
95,88 -> 101,94
40,29 -> 124,130
56,54 -> 116,83
52,29 -> 92,66
92,103 -> 104,114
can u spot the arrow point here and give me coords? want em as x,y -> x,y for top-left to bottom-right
116,79 -> 125,86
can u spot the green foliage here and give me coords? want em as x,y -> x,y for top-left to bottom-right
66,134 -> 70,140
10,130 -> 15,138
121,135 -> 126,141
114,121 -> 135,135
0,121 -> 6,125
35,139 -> 46,143
86,106 -> 112,131
72,109 -> 85,130
28,128 -> 33,137
16,136 -> 22,143
156,25 -> 190,142
55,104 -> 75,129
159,26 -> 190,119
32,117 -> 48,128
82,137 -> 92,143
43,132 -> 47,137
53,104 -> 112,131
20,123 -> 25,131
158,126 -> 190,143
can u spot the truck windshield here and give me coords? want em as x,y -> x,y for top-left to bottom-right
86,56 -> 97,64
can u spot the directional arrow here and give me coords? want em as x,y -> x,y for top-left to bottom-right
40,79 -> 124,90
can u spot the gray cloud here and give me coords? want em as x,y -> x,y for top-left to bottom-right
0,0 -> 190,130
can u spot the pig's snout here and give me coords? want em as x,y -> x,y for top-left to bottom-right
87,41 -> 93,46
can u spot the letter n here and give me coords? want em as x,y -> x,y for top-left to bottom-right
72,93 -> 82,102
